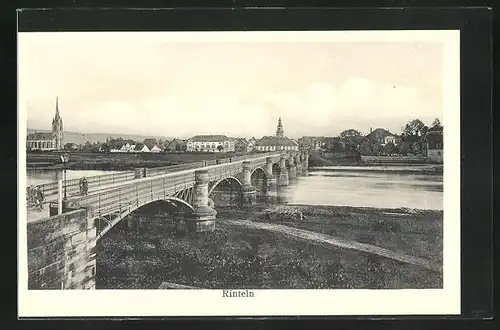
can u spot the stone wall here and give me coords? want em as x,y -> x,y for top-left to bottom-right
27,208 -> 97,290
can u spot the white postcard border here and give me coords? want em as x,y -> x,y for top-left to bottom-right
18,30 -> 460,317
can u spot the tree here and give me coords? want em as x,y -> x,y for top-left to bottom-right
358,141 -> 373,156
401,119 -> 429,154
339,129 -> 361,139
323,137 -> 343,153
396,142 -> 410,156
100,143 -> 111,153
383,142 -> 396,155
401,119 -> 428,139
372,143 -> 383,156
217,145 -> 224,152
429,118 -> 443,131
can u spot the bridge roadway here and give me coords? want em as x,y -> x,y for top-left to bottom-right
30,152 -> 283,203
58,151 -> 309,236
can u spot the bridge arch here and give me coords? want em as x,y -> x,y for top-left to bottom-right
250,166 -> 267,178
95,197 -> 195,239
272,162 -> 281,175
208,176 -> 243,196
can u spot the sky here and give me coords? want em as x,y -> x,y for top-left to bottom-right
18,32 -> 444,139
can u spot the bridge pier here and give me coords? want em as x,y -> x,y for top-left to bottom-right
288,154 -> 297,179
265,157 -> 277,193
188,170 -> 217,233
295,154 -> 302,174
278,156 -> 289,186
302,152 -> 309,173
241,161 -> 256,205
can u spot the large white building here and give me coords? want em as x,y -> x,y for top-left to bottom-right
254,118 -> 299,152
186,135 -> 235,152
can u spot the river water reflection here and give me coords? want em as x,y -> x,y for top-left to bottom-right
26,169 -> 122,186
271,167 -> 443,211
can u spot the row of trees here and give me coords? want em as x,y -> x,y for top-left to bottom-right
321,118 -> 443,156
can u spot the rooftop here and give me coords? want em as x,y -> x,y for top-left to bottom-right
190,135 -> 230,142
256,136 -> 298,147
27,132 -> 53,140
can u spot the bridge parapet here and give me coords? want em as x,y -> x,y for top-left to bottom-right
29,152 -> 281,202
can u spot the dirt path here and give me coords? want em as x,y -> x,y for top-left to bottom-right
228,219 -> 441,272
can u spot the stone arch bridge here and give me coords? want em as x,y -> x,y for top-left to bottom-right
66,151 -> 309,237
26,151 -> 309,289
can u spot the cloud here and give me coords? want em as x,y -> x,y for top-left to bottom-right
19,33 -> 444,138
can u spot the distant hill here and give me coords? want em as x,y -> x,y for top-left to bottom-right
26,128 -> 176,145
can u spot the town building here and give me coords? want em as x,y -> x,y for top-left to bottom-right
423,131 -> 443,163
254,118 -> 299,152
298,136 -> 324,151
26,97 -> 64,151
143,138 -> 163,153
165,138 -> 188,152
364,128 -> 400,146
246,137 -> 257,152
186,135 -> 235,152
149,145 -> 162,153
234,138 -> 249,153
119,143 -> 135,153
133,143 -> 150,153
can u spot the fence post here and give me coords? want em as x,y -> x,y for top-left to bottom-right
136,183 -> 139,206
58,180 -> 63,215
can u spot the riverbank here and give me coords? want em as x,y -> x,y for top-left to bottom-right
308,150 -> 438,167
26,151 -> 248,170
96,204 -> 442,290
309,165 -> 443,175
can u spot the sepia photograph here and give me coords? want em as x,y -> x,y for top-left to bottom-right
18,30 -> 460,317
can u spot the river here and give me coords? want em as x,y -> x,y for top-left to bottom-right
26,166 -> 443,211
26,169 -> 123,186
274,167 -> 443,211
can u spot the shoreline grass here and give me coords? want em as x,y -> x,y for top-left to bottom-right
96,204 -> 443,290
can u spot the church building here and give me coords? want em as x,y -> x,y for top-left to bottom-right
254,117 -> 299,152
26,97 -> 64,151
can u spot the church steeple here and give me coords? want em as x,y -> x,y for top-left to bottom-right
276,117 -> 284,138
55,96 -> 60,118
52,96 -> 63,150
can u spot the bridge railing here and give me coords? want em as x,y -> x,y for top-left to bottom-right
32,170 -> 137,199
30,152 -> 282,203
73,170 -> 198,217
145,152 -> 279,177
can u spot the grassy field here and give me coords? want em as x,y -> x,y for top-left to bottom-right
244,205 -> 443,265
96,205 -> 442,290
26,151 -> 249,170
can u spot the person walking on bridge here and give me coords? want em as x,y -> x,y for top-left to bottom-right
37,187 -> 45,209
79,177 -> 84,195
82,177 -> 88,195
32,186 -> 44,210
79,177 -> 88,196
27,185 -> 34,206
